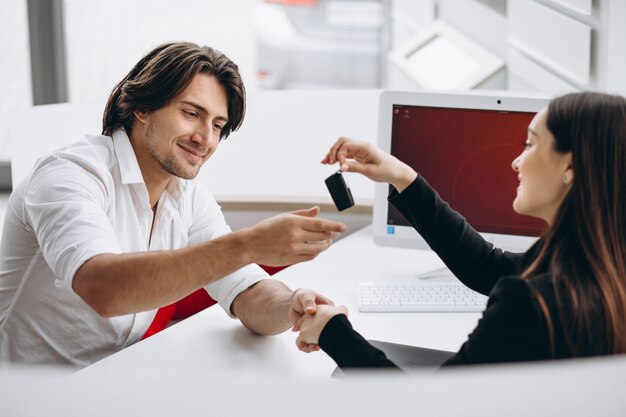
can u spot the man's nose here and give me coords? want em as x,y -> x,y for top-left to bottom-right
191,128 -> 218,147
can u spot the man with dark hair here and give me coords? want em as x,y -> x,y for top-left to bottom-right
0,42 -> 345,366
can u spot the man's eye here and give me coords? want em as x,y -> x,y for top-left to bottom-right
184,110 -> 198,118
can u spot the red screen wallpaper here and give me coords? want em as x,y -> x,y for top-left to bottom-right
388,105 -> 546,236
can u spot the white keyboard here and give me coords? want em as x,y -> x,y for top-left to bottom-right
359,281 -> 488,312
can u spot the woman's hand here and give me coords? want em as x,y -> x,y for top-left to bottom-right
293,304 -> 349,353
321,137 -> 417,192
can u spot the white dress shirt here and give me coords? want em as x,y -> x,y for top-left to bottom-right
0,130 -> 267,367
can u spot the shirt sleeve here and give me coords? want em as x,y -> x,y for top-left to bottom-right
442,276 -> 551,366
23,156 -> 122,291
186,183 -> 268,318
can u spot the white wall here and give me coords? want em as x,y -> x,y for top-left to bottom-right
2,0 -> 626,166
63,0 -> 259,103
390,0 -> 435,47
603,0 -> 626,95
0,0 -> 32,160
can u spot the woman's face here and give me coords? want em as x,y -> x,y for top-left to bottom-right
511,109 -> 574,225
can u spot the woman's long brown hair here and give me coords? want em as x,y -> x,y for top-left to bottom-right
522,92 -> 626,356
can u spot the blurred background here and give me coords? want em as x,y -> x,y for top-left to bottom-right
0,0 -> 625,189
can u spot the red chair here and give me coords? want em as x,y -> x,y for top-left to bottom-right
142,265 -> 287,339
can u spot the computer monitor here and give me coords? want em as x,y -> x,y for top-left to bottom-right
373,90 -> 550,252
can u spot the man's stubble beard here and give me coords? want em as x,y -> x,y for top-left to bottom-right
145,125 -> 201,180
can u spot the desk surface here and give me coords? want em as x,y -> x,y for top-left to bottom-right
77,225 -> 480,378
12,228 -> 626,417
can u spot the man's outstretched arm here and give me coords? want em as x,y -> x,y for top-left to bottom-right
73,207 -> 345,318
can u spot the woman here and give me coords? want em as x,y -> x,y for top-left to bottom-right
293,92 -> 626,369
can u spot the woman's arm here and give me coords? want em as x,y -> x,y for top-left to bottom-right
294,278 -> 550,369
390,175 -> 524,295
294,305 -> 400,370
322,137 -> 524,295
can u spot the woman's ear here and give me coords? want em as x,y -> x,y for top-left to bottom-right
562,152 -> 574,185
562,170 -> 574,184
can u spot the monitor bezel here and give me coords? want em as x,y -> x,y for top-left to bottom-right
373,90 -> 551,252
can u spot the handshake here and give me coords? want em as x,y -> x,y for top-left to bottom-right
289,288 -> 348,353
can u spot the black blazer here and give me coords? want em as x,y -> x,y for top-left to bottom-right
319,176 -> 592,369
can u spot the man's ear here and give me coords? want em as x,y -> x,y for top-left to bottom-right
133,109 -> 148,124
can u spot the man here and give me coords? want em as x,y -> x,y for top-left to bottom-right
0,42 -> 345,367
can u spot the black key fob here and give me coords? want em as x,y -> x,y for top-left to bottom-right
325,171 -> 354,211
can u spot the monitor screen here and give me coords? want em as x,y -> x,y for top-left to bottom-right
374,90 -> 551,252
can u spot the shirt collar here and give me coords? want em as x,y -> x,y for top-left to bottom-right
112,129 -> 145,185
111,129 -> 189,203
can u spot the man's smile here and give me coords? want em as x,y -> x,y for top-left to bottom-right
177,141 -> 208,163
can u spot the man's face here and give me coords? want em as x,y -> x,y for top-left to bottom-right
135,73 -> 229,180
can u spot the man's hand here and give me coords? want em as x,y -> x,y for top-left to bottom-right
289,288 -> 335,324
243,206 -> 346,267
293,304 -> 349,353
233,283 -> 336,337
288,289 -> 335,353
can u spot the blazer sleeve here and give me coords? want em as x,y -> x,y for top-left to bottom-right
443,276 -> 551,366
318,315 -> 400,370
390,176 -> 525,295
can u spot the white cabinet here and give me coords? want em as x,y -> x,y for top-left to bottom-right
508,0 -> 591,85
550,0 -> 593,15
507,49 -> 578,94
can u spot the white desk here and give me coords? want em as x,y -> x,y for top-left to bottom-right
7,226 -> 626,416
76,225 -> 480,378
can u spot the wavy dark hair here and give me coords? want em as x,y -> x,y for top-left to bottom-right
102,42 -> 245,139
523,92 -> 626,356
